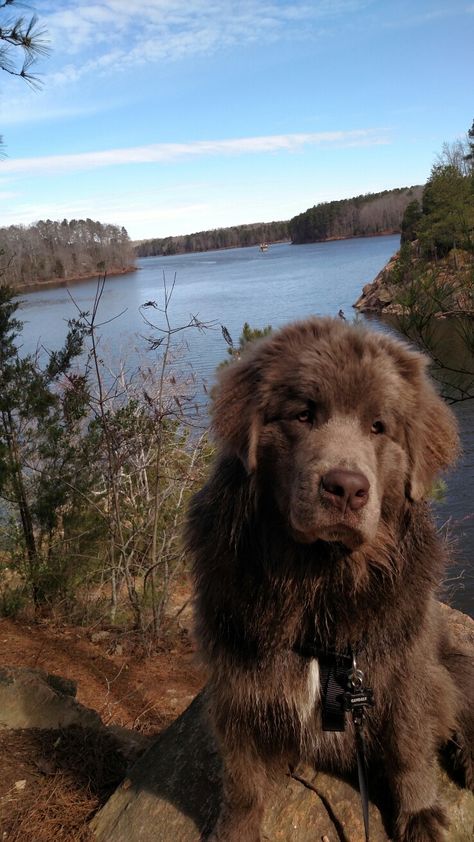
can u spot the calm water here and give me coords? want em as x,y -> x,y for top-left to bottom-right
18,235 -> 473,615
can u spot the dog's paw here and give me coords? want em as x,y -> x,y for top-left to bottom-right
396,804 -> 449,842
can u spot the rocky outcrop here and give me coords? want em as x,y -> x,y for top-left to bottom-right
354,246 -> 474,315
91,605 -> 474,842
353,251 -> 402,314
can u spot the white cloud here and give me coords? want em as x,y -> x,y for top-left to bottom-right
40,0 -> 371,85
14,1 -> 472,93
1,129 -> 390,176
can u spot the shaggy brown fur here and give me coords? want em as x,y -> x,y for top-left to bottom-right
186,317 -> 474,842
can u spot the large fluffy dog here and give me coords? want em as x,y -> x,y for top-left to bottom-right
186,317 -> 474,842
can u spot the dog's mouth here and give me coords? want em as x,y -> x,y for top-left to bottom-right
289,518 -> 366,550
315,522 -> 365,550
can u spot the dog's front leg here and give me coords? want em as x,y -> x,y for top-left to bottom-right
208,744 -> 267,842
384,715 -> 448,842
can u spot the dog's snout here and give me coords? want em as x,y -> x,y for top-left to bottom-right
320,468 -> 370,513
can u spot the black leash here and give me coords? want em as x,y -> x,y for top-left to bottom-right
354,716 -> 370,841
294,643 -> 374,841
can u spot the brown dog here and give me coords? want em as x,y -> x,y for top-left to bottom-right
186,317 -> 474,842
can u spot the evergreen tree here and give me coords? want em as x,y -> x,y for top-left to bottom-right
0,286 -> 89,606
221,321 -> 272,363
418,164 -> 474,257
400,200 -> 422,244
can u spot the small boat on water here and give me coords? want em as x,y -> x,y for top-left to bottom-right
259,242 -> 269,252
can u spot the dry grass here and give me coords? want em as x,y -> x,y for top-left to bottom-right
0,726 -> 128,842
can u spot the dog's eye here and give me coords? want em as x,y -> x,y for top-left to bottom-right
297,410 -> 312,423
371,420 -> 385,435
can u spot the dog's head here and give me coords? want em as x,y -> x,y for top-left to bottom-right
212,318 -> 458,550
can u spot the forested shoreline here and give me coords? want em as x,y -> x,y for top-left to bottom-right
0,189 -> 426,291
0,219 -> 135,290
289,186 -> 423,244
134,220 -> 290,257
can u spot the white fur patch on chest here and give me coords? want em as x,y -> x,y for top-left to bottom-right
297,658 -> 320,722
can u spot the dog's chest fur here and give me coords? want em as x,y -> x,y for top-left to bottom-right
297,657 -> 320,723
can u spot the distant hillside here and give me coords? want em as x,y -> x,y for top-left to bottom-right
134,220 -> 290,257
288,186 -> 423,244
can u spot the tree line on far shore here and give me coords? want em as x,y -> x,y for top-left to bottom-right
0,218 -> 135,289
289,186 -> 424,244
134,220 -> 290,257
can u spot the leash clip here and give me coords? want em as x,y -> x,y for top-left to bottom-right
348,652 -> 364,690
344,653 -> 374,721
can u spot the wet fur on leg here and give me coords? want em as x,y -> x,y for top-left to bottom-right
396,804 -> 449,842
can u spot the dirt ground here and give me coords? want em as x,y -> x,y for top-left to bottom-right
0,579 -> 206,841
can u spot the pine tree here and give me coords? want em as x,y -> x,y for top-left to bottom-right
0,286 -> 89,606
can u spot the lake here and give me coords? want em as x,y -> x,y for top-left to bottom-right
18,235 -> 473,615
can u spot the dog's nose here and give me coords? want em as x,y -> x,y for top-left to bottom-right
320,469 -> 370,513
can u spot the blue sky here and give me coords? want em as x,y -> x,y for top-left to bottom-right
0,0 -> 473,240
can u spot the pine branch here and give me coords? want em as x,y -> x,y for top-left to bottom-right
0,6 -> 49,86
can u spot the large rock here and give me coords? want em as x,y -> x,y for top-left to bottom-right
0,666 -> 102,731
0,665 -> 149,761
91,690 -> 390,842
92,607 -> 474,842
353,252 -> 400,313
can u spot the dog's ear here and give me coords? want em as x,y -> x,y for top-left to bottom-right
212,357 -> 262,473
397,351 -> 459,501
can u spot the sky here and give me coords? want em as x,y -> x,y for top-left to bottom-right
0,0 -> 473,241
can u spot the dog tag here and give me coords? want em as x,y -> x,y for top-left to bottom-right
342,686 -> 374,713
